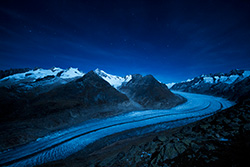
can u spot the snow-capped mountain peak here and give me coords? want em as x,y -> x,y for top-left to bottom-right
0,67 -> 85,90
0,67 -> 84,82
50,67 -> 63,72
166,82 -> 175,89
171,69 -> 250,93
195,70 -> 250,85
60,67 -> 84,79
94,68 -> 132,89
168,69 -> 250,90
0,67 -> 132,89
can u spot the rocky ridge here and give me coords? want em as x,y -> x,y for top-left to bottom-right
171,69 -> 250,101
120,74 -> 185,109
0,68 -> 31,79
94,68 -> 132,89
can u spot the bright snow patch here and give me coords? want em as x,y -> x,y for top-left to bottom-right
166,82 -> 175,89
203,77 -> 214,84
186,78 -> 193,82
179,70 -> 250,86
94,68 -> 132,88
225,75 -> 239,84
214,76 -> 219,83
60,67 -> 84,79
1,68 -> 61,81
219,76 -> 228,83
0,67 -> 84,82
243,71 -> 250,78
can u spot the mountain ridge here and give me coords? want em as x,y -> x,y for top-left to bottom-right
171,69 -> 250,102
0,67 -> 186,151
120,74 -> 185,109
94,68 -> 132,89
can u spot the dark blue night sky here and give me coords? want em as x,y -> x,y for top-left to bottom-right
1,0 -> 250,83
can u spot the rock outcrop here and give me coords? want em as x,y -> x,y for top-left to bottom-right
32,71 -> 130,115
0,68 -> 31,79
120,74 -> 185,109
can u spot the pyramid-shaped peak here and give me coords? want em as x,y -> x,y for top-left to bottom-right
94,68 -> 104,73
144,74 -> 155,80
76,70 -> 103,82
81,70 -> 98,78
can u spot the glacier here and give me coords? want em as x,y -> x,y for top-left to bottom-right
0,91 -> 234,167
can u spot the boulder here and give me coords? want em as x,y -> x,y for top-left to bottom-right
174,143 -> 186,154
163,143 -> 178,160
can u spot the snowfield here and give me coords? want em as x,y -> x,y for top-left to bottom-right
167,70 -> 250,88
0,91 -> 234,167
166,82 -> 175,89
0,67 -> 133,90
0,67 -> 84,82
94,68 -> 132,88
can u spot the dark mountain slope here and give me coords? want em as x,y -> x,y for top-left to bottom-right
0,71 -> 132,150
0,68 -> 31,79
226,77 -> 250,102
30,71 -> 130,117
120,74 -> 185,109
0,71 -> 130,121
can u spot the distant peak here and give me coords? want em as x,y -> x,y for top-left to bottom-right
229,69 -> 244,75
94,68 -> 100,72
94,68 -> 105,74
33,67 -> 42,71
86,70 -> 96,75
94,68 -> 100,71
144,74 -> 155,79
94,69 -> 132,89
76,70 -> 101,82
131,74 -> 143,79
66,67 -> 77,71
50,67 -> 63,72
141,75 -> 159,84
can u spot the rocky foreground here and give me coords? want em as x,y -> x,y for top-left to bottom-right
45,99 -> 250,167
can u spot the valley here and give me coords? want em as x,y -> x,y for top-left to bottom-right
0,67 -> 249,167
0,91 -> 233,166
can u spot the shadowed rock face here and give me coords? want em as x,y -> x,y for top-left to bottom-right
0,68 -> 31,79
227,77 -> 250,102
0,71 -> 129,121
30,71 -> 130,116
120,74 -> 185,109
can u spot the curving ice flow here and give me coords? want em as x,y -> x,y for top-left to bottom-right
0,91 -> 235,167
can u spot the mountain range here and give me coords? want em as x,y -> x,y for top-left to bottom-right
0,67 -> 184,150
1,67 -> 250,166
170,69 -> 250,102
0,67 -> 184,117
